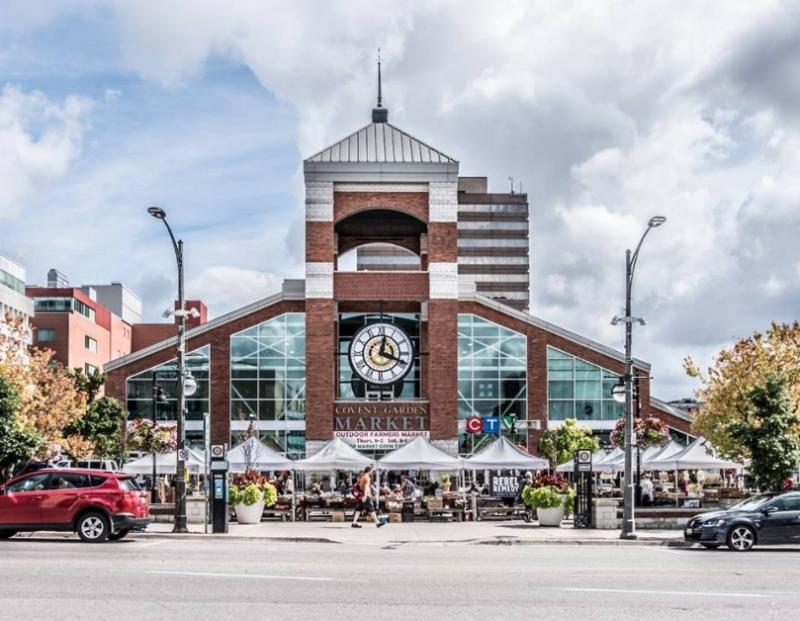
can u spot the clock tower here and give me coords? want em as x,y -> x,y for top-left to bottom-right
302,84 -> 460,456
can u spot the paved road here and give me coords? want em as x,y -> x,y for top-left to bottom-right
1,537 -> 798,621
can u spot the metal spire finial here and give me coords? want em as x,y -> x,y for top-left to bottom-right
372,47 -> 388,123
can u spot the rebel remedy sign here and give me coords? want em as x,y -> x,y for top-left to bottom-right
333,401 -> 429,450
490,475 -> 519,498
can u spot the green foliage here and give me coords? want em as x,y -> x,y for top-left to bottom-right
240,483 -> 263,506
228,484 -> 242,506
524,485 -> 564,509
263,481 -> 278,508
726,375 -> 800,492
71,368 -> 106,402
538,419 -> 600,469
0,374 -> 41,480
65,397 -> 127,460
229,471 -> 278,508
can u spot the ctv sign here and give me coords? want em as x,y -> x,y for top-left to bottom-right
465,415 -> 502,435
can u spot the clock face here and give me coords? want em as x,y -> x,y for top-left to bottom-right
348,322 -> 413,385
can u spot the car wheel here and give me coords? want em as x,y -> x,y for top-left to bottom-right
727,525 -> 756,552
701,543 -> 720,549
0,530 -> 17,540
108,528 -> 130,541
77,512 -> 110,543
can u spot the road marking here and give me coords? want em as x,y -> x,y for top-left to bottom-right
136,540 -> 171,548
143,570 -> 337,582
559,587 -> 764,599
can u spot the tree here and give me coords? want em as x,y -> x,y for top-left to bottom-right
0,315 -> 93,461
71,368 -> 106,402
65,397 -> 128,461
726,375 -> 800,492
539,418 -> 600,469
685,321 -> 800,459
0,374 -> 40,480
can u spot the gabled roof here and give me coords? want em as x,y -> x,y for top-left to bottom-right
305,122 -> 457,164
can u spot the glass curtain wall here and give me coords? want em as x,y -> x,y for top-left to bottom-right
230,313 -> 305,457
125,345 -> 210,447
547,346 -> 624,422
457,314 -> 527,456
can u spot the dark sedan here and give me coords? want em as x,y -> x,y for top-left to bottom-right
685,492 -> 800,551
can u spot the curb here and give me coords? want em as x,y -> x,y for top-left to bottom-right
128,532 -> 687,547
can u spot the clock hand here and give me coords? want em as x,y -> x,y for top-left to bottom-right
379,335 -> 387,355
381,351 -> 407,366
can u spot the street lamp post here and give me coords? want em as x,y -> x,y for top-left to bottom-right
612,215 -> 666,540
147,206 -> 189,534
150,371 -> 167,505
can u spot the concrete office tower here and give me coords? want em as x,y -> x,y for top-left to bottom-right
357,176 -> 530,311
0,253 -> 35,344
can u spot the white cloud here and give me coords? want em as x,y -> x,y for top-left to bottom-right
186,266 -> 282,312
0,85 -> 92,218
3,1 -> 800,400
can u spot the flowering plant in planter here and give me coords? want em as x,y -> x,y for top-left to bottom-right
229,471 -> 278,508
530,474 -> 571,492
610,416 -> 669,450
126,419 -> 177,453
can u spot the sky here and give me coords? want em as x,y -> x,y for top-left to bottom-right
1,1 -> 799,401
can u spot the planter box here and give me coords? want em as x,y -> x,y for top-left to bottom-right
537,506 -> 565,527
235,500 -> 265,524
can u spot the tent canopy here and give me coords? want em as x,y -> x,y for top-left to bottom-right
641,440 -> 684,469
593,447 -> 624,473
647,437 -> 743,471
227,436 -> 294,473
293,438 -> 374,472
378,437 -> 461,471
122,450 -> 204,475
465,437 -> 549,471
555,449 -> 607,473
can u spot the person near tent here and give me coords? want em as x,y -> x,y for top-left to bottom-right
351,466 -> 387,529
640,475 -> 654,506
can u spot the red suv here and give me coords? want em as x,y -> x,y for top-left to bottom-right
0,469 -> 152,542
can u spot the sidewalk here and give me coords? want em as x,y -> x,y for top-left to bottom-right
139,521 -> 687,547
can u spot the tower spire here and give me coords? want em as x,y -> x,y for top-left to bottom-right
372,47 -> 388,123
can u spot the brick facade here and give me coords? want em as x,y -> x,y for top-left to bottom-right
334,192 -> 428,224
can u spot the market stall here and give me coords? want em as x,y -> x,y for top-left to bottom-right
122,450 -> 206,505
378,437 -> 464,522
647,437 -> 745,507
463,437 -> 549,520
292,438 -> 375,522
555,449 -> 607,473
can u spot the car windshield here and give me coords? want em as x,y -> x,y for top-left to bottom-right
729,494 -> 774,511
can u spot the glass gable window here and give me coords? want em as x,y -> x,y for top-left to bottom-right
229,314 -> 305,457
125,345 -> 210,447
547,347 -> 624,421
458,314 -> 527,455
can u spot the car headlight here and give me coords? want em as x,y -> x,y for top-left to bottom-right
703,519 -> 726,527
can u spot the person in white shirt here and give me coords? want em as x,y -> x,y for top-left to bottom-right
640,475 -> 655,505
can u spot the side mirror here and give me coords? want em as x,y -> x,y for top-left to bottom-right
763,505 -> 778,515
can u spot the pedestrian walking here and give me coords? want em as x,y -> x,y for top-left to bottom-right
351,466 -> 388,528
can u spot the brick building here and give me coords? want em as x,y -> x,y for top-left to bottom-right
104,99 -> 692,458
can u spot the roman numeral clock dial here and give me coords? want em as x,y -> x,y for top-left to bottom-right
348,322 -> 413,385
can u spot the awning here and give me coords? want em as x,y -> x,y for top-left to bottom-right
292,438 -> 374,472
122,451 -> 204,475
378,437 -> 461,471
647,437 -> 744,471
464,437 -> 549,471
227,437 -> 294,473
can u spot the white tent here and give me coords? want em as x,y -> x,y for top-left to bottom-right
122,450 -> 204,475
378,437 -> 461,471
292,438 -> 374,472
555,449 -> 607,473
594,447 -> 624,473
465,437 -> 549,471
641,440 -> 685,469
227,437 -> 294,473
647,437 -> 743,471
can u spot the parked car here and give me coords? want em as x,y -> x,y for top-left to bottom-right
54,459 -> 120,472
0,469 -> 151,542
685,492 -> 800,551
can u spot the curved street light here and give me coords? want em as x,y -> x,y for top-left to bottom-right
147,206 -> 189,534
616,215 -> 666,540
